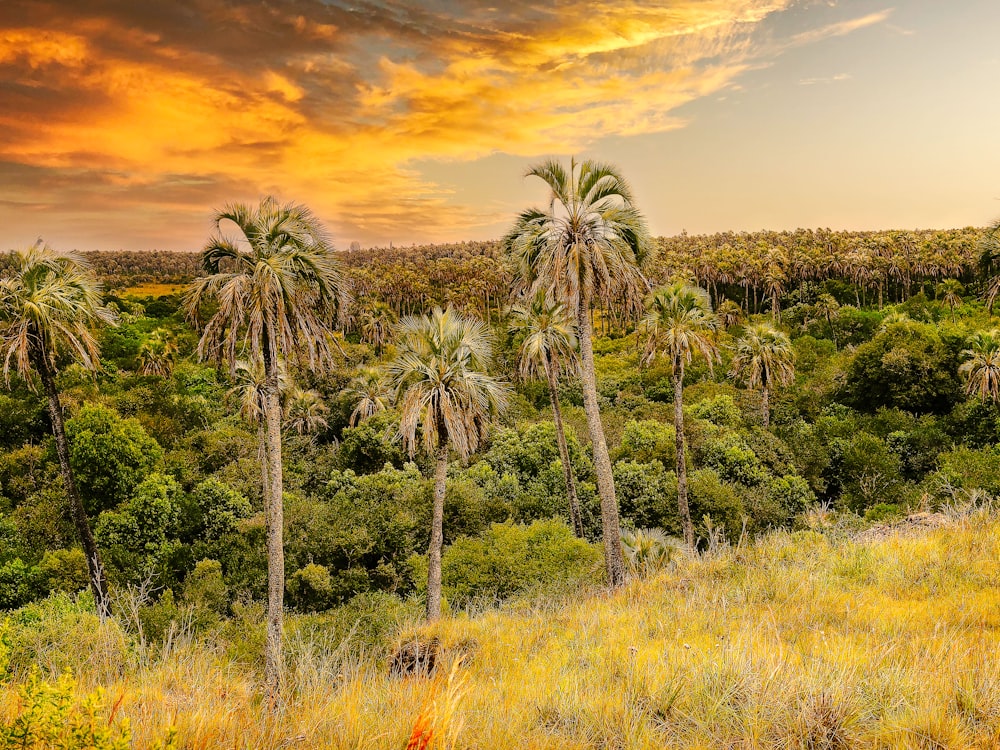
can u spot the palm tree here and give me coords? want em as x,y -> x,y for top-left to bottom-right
359,301 -> 397,355
642,282 -> 719,548
389,307 -> 509,620
960,330 -> 1000,403
814,294 -> 840,349
978,219 -> 1000,313
503,158 -> 653,587
730,323 -> 795,428
138,329 -> 178,377
0,243 -> 117,619
717,299 -> 743,329
509,291 -> 584,537
345,366 -> 392,426
937,278 -> 964,324
283,388 -> 329,437
185,196 -> 350,702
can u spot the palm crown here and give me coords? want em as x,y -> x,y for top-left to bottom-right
389,307 -> 509,460
184,196 -> 350,371
730,323 -> 795,391
642,282 -> 719,369
503,158 -> 653,316
960,329 -> 1000,403
509,291 -> 578,381
0,243 -> 116,384
345,366 -> 393,426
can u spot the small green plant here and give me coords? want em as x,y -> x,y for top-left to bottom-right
0,621 -> 177,749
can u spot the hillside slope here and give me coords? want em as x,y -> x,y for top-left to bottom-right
4,511 -> 1000,749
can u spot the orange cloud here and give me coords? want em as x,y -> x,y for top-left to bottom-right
0,0 -> 890,249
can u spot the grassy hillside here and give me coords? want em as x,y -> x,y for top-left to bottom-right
3,507 -> 999,749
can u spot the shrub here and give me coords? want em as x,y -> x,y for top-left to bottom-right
691,395 -> 743,428
841,322 -> 960,415
612,419 -> 675,465
66,403 -> 164,514
613,460 -> 678,533
440,520 -> 603,606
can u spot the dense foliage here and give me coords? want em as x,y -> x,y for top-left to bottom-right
2,222 -> 999,647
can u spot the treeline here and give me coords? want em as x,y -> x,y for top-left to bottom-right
70,227 -> 984,323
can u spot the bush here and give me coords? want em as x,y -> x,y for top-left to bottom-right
66,403 -> 164,515
701,433 -> 767,486
613,460 -> 678,533
691,395 -> 743,428
688,469 -> 744,542
841,322 -> 960,415
440,520 -> 603,606
612,419 -> 675,465
836,432 -> 905,513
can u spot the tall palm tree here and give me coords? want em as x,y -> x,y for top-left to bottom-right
0,243 -> 117,619
345,366 -> 392,426
937,278 -> 964,324
960,330 -> 1000,403
283,388 -> 329,437
509,291 -> 584,537
389,307 -> 509,620
503,158 -> 653,587
138,329 -> 178,377
642,282 -> 719,548
185,196 -> 350,702
730,323 -> 795,428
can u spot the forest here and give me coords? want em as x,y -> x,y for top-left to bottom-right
2,161 -> 1000,748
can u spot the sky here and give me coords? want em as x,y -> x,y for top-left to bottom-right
1,0 -> 998,251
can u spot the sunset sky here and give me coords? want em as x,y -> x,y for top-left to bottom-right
1,0 -> 998,251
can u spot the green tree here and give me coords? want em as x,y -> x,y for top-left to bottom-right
503,158 -> 653,587
184,196 -> 350,701
388,307 -> 509,620
66,403 -> 163,515
642,282 -> 719,548
959,330 -> 1000,403
729,323 -> 795,428
842,321 -> 960,414
0,244 -> 116,618
509,292 -> 584,537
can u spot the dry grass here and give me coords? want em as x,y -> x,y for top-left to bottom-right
118,283 -> 186,297
6,510 -> 1000,748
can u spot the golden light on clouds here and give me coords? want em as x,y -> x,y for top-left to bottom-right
0,0 -> 920,249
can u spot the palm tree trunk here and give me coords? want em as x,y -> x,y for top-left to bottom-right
576,293 -> 627,587
426,441 -> 448,620
761,383 -> 770,429
261,350 -> 285,705
673,360 -> 695,549
36,354 -> 111,621
545,356 -> 583,538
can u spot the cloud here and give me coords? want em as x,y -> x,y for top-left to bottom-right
790,8 -> 893,46
0,0 -> 887,248
799,72 -> 852,85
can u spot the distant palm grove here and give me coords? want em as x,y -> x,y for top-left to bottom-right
2,159 -> 1000,710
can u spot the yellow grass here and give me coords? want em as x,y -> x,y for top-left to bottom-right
5,513 -> 1000,748
117,282 -> 186,297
